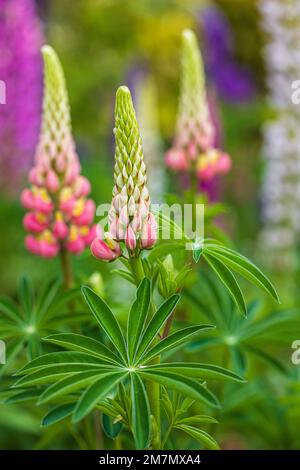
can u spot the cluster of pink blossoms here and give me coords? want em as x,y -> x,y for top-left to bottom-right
165,29 -> 231,181
91,86 -> 157,261
21,46 -> 95,258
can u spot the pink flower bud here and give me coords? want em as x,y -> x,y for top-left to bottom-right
20,189 -> 35,210
29,167 -> 44,186
141,213 -> 157,249
34,195 -> 53,214
217,152 -> 231,174
46,169 -> 60,192
23,213 -> 48,233
82,224 -> 97,245
25,235 -> 41,255
72,199 -> 95,226
53,219 -> 68,239
66,237 -> 85,254
125,225 -> 136,251
165,148 -> 188,172
39,240 -> 60,258
73,176 -> 91,198
90,237 -> 121,261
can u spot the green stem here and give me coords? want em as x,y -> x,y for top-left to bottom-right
59,249 -> 73,290
189,165 -> 198,235
128,254 -> 161,448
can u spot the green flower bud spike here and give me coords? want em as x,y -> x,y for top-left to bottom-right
91,86 -> 157,262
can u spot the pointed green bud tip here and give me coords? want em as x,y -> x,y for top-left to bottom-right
182,28 -> 196,43
41,44 -> 65,90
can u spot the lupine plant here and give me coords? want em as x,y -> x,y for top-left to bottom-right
20,46 -> 96,287
0,35 -> 285,451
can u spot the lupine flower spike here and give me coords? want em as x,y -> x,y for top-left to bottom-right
165,29 -> 231,181
91,86 -> 157,262
21,46 -> 96,258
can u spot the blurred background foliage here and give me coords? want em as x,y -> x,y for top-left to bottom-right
0,0 -> 299,450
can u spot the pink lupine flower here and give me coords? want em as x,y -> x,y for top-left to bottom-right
21,46 -> 95,258
165,29 -> 231,185
91,236 -> 121,261
91,86 -> 157,262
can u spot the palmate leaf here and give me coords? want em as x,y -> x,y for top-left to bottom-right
177,415 -> 218,425
204,243 -> 279,303
131,373 -> 150,449
43,333 -> 122,366
73,371 -> 127,422
139,324 -> 214,364
135,294 -> 180,362
81,286 -> 127,364
0,297 -> 22,324
127,278 -> 151,362
203,253 -> 247,316
138,370 -> 220,408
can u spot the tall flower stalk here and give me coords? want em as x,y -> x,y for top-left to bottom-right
91,86 -> 157,266
21,46 -> 96,287
165,30 -> 231,198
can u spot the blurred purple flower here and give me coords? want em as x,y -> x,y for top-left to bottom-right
201,6 -> 256,103
0,0 -> 43,192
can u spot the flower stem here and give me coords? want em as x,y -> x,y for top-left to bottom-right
59,248 -> 73,290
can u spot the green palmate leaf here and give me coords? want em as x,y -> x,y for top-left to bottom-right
81,286 -> 127,363
38,370 -> 113,404
111,269 -> 135,285
102,414 -> 123,439
16,351 -> 111,375
131,373 -> 151,449
175,424 -> 220,450
230,347 -> 247,376
13,365 -> 114,388
138,370 -> 220,408
0,297 -> 22,323
140,325 -> 214,364
135,295 -> 180,361
19,275 -> 34,320
127,278 -> 151,362
177,415 -> 218,425
143,363 -> 246,383
204,253 -> 247,316
43,333 -> 121,366
205,245 -> 279,302
42,403 -> 76,427
73,371 -> 126,422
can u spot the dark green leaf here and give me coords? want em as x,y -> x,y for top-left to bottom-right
81,286 -> 127,363
204,253 -> 247,316
127,278 -> 151,362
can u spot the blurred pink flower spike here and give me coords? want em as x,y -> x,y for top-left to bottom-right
165,29 -> 231,183
21,46 -> 95,258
